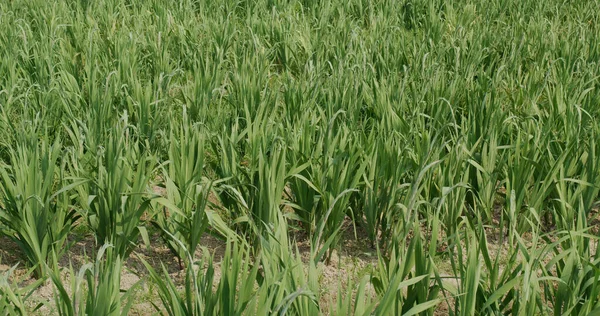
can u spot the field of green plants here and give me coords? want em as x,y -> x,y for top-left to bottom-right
1,0 -> 600,314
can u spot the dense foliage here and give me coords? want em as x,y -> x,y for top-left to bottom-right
1,0 -> 600,314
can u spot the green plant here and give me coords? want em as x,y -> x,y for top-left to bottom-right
0,137 -> 80,277
49,244 -> 139,316
152,113 -> 213,264
72,123 -> 155,259
0,263 -> 43,315
144,215 -> 321,315
143,237 -> 258,316
371,220 -> 442,315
